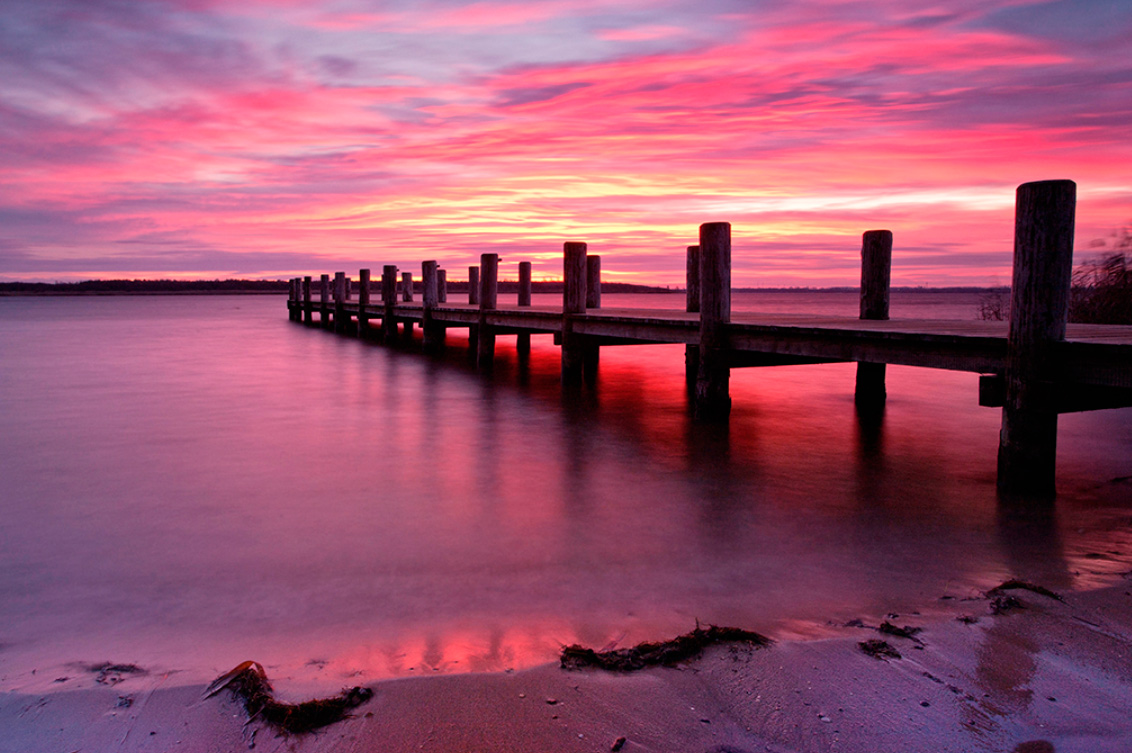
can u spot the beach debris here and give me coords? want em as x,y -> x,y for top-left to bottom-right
205,660 -> 373,734
611,736 -> 627,751
957,615 -> 979,624
560,625 -> 771,672
858,639 -> 901,660
877,621 -> 924,643
990,595 -> 1024,615
116,695 -> 134,708
987,580 -> 1063,602
87,662 -> 146,686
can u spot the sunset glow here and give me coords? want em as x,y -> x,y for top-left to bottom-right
2,0 -> 1130,286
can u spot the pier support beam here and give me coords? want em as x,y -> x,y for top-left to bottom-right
997,180 -> 1076,499
303,276 -> 312,324
517,261 -> 532,358
854,230 -> 893,408
561,242 -> 588,385
358,268 -> 371,335
333,272 -> 347,333
694,223 -> 731,420
685,245 -> 700,390
382,265 -> 398,341
319,274 -> 330,329
477,253 -> 499,371
422,260 -> 443,353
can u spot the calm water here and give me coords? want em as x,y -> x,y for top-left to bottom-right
1,292 -> 1130,694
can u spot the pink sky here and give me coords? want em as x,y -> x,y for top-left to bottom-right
1,0 -> 1130,286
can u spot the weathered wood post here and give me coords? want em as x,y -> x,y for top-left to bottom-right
422,260 -> 443,352
468,266 -> 480,305
303,276 -> 313,324
401,272 -> 413,302
854,230 -> 893,408
997,179 -> 1076,499
319,274 -> 330,329
694,223 -> 731,419
584,254 -> 601,380
438,269 -> 447,303
381,265 -> 398,341
333,272 -> 347,333
288,279 -> 298,320
517,260 -> 532,358
561,242 -> 588,384
685,245 -> 701,390
357,268 -> 371,335
477,253 -> 499,370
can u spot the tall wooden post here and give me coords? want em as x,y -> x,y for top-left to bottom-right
477,253 -> 498,370
438,269 -> 447,302
320,274 -> 330,329
401,272 -> 413,302
302,276 -> 312,324
997,180 -> 1076,499
562,242 -> 588,384
694,223 -> 731,419
381,265 -> 397,341
358,268 -> 371,335
517,261 -> 532,357
854,230 -> 893,407
685,245 -> 701,390
333,272 -> 346,333
468,266 -> 480,305
586,255 -> 601,309
422,260 -> 443,352
289,279 -> 298,320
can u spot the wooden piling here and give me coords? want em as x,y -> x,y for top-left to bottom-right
333,272 -> 347,333
694,223 -> 731,419
382,265 -> 397,340
303,276 -> 313,324
422,260 -> 443,352
685,245 -> 700,389
401,272 -> 413,303
288,279 -> 298,320
357,269 -> 371,335
518,261 -> 532,306
586,255 -> 601,309
477,253 -> 498,370
562,242 -> 588,384
320,274 -> 330,328
438,269 -> 447,303
855,230 -> 893,408
997,179 -> 1076,499
468,266 -> 480,305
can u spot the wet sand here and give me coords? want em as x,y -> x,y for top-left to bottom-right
4,577 -> 1131,753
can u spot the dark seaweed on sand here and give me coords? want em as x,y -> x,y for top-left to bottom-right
858,639 -> 901,660
987,579 -> 1064,602
560,625 -> 772,672
206,661 -> 372,734
877,622 -> 923,642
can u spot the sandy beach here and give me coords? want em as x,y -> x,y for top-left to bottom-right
4,576 -> 1131,753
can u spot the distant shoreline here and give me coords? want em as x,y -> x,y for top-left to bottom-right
0,280 -> 1005,297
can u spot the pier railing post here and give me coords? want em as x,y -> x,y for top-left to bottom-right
438,269 -> 447,303
422,260 -> 443,352
855,230 -> 893,408
477,253 -> 499,370
685,245 -> 700,390
517,261 -> 532,358
303,276 -> 312,324
358,268 -> 371,335
333,272 -> 347,333
561,242 -> 588,384
997,179 -> 1076,499
695,223 -> 731,419
381,265 -> 397,341
319,274 -> 330,329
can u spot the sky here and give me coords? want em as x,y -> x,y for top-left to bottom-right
1,0 -> 1130,287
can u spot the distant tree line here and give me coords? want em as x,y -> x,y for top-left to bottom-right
0,279 -> 289,295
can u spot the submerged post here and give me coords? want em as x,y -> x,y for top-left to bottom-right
319,274 -> 330,328
333,272 -> 347,333
382,265 -> 397,340
303,276 -> 312,324
561,242 -> 588,384
997,180 -> 1076,499
438,269 -> 447,303
477,253 -> 498,370
422,260 -> 442,352
685,245 -> 700,389
854,230 -> 893,408
358,268 -> 371,335
694,223 -> 731,419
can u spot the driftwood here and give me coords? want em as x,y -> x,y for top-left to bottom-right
561,625 -> 771,672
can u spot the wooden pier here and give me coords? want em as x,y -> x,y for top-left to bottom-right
287,181 -> 1132,499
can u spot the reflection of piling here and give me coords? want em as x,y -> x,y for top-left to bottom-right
381,265 -> 397,341
477,254 -> 498,371
302,276 -> 312,324
517,261 -> 532,358
685,245 -> 700,391
562,242 -> 588,385
422,260 -> 443,353
694,223 -> 731,419
358,268 -> 371,335
855,230 -> 893,408
997,180 -> 1076,499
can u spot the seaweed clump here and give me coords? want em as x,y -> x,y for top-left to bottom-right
561,625 -> 771,672
987,580 -> 1063,602
858,639 -> 901,660
206,661 -> 373,734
